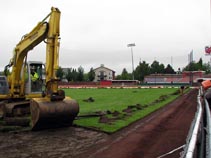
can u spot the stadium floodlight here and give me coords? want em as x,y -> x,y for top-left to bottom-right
127,43 -> 136,80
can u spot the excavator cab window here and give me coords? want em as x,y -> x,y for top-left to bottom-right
28,63 -> 45,93
0,76 -> 9,95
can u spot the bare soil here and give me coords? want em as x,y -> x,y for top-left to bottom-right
0,89 -> 198,158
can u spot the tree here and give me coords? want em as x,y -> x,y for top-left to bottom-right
150,60 -> 160,74
83,73 -> 89,81
185,61 -> 196,71
164,64 -> 175,74
159,63 -> 165,74
150,60 -> 166,74
202,63 -> 211,74
65,68 -> 73,82
134,61 -> 150,81
72,68 -> 78,81
77,66 -> 84,81
197,58 -> 203,69
115,75 -> 122,80
121,68 -> 130,80
88,67 -> 95,81
56,66 -> 64,79
183,58 -> 209,72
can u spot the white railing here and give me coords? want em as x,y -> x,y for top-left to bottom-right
204,99 -> 211,158
180,89 -> 203,158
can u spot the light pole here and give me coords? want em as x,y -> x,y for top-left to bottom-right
127,43 -> 135,80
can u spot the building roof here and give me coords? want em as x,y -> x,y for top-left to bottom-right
94,64 -> 115,72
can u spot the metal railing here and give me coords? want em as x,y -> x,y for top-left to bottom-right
180,89 -> 203,158
204,99 -> 211,158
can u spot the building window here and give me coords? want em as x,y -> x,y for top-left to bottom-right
100,71 -> 104,80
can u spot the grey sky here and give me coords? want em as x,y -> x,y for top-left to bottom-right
0,0 -> 211,74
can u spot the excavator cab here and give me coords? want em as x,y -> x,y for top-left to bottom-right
24,61 -> 45,94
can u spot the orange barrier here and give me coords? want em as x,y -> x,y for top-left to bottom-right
202,80 -> 211,90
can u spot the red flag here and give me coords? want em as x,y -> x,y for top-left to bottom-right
205,46 -> 211,54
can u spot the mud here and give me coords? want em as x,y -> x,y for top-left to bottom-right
0,127 -> 107,158
0,89 -> 198,158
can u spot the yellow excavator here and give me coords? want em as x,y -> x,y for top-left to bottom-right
0,7 -> 79,130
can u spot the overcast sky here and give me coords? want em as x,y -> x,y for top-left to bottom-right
0,0 -> 211,74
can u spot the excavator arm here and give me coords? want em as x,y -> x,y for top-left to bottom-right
30,8 -> 79,130
3,22 -> 48,99
6,8 -> 60,99
45,7 -> 63,99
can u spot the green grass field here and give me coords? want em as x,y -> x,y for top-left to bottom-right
64,88 -> 182,133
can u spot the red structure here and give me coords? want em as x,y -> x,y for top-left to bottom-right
144,71 -> 205,84
100,80 -> 112,86
205,46 -> 211,55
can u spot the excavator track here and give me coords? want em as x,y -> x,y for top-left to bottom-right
0,97 -> 79,130
2,101 -> 30,117
0,101 -> 31,127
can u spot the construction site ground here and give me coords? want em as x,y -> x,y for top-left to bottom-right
0,88 -> 198,158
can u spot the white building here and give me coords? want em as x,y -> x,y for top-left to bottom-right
93,64 -> 115,82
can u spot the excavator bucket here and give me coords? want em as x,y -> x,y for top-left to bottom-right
30,97 -> 79,130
